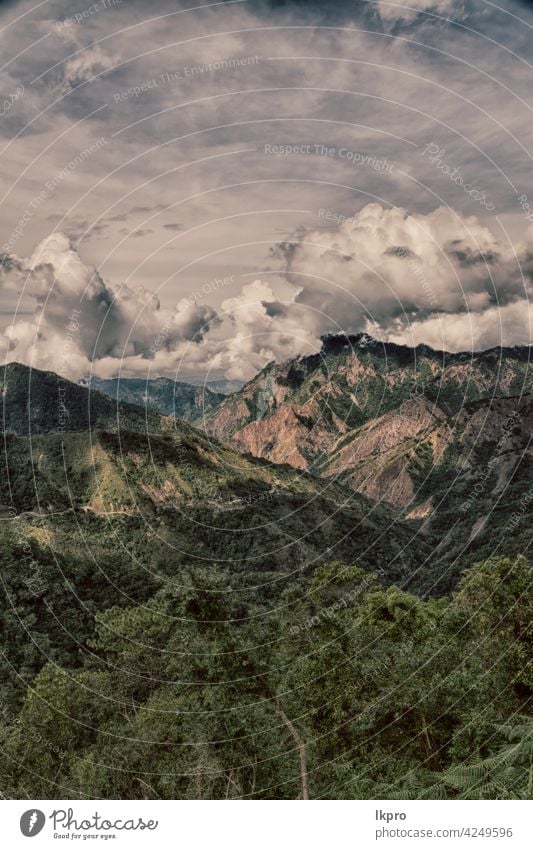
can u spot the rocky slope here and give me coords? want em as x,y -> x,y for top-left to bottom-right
3,357 -> 530,594
203,334 -> 532,509
323,398 -> 450,507
415,393 -> 533,590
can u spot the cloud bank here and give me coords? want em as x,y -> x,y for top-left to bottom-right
1,233 -> 218,378
275,203 -> 533,350
377,0 -> 460,25
2,206 -> 532,381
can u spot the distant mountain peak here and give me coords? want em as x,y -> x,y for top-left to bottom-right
84,375 -> 225,422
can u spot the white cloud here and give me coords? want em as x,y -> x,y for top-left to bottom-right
383,300 -> 533,351
4,209 -> 532,381
270,203 -> 533,349
215,280 -> 315,379
2,233 -> 219,377
165,203 -> 532,371
62,45 -> 119,88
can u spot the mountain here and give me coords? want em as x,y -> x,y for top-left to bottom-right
1,427 -> 425,580
204,333 -> 532,498
85,376 -> 225,422
1,362 -> 166,435
314,392 -> 532,505
411,393 -> 533,572
0,361 -> 426,585
4,355 -> 530,594
189,376 -> 244,395
0,361 -> 530,801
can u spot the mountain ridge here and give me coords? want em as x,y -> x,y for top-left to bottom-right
84,375 -> 225,423
1,361 -> 170,435
0,359 -> 428,588
203,334 -> 533,506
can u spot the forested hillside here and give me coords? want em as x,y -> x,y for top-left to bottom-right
1,363 -> 165,435
0,357 -> 530,799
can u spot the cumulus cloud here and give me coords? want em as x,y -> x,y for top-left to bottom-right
182,204 -> 533,373
263,203 -> 533,352
215,280 -> 314,379
1,233 -> 219,377
384,300 -> 533,352
3,210 -> 532,382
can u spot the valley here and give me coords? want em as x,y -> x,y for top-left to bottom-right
0,338 -> 531,799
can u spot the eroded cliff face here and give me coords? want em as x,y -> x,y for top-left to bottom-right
202,336 -> 532,508
324,399 -> 449,506
210,386 -> 429,503
232,402 -> 341,470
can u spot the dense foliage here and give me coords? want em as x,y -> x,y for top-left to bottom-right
1,363 -> 164,435
0,553 -> 530,799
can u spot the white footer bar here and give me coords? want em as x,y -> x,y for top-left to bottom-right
2,799 -> 531,848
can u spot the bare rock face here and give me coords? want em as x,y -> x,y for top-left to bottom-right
345,454 -> 416,507
232,403 -> 337,470
324,400 -> 449,506
329,400 -> 445,468
453,395 -> 533,490
406,497 -> 433,520
206,393 -> 255,442
202,335 -> 533,508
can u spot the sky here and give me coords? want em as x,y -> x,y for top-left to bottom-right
0,0 -> 533,380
